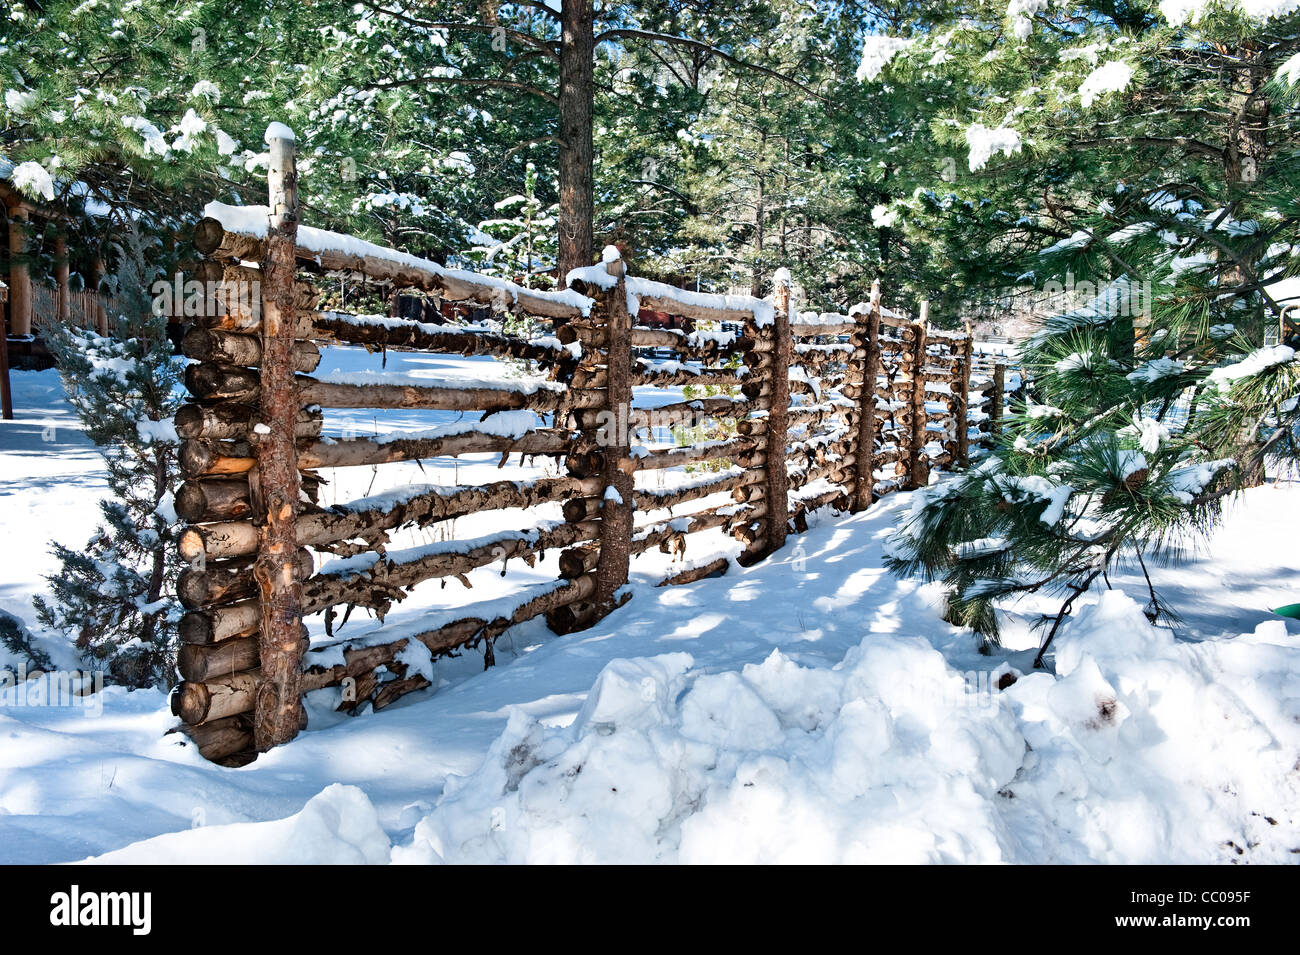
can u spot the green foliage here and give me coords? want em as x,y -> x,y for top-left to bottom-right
32,225 -> 183,688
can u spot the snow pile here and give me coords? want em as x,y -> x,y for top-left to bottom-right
1001,591 -> 1300,863
392,592 -> 1300,864
1160,0 -> 1300,26
10,160 -> 54,201
395,647 -> 1024,863
1208,345 -> 1296,389
966,124 -> 1022,172
1078,61 -> 1134,107
857,35 -> 913,83
1008,0 -> 1050,40
82,785 -> 390,865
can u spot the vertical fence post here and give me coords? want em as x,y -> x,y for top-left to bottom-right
593,253 -> 633,614
251,123 -> 306,751
908,304 -> 929,489
851,280 -> 882,512
760,270 -> 791,556
991,362 -> 1006,437
956,319 -> 973,467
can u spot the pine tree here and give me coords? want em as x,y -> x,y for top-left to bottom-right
33,225 -> 184,688
467,162 -> 559,290
868,2 -> 1300,660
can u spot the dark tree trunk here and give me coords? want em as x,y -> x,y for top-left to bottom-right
558,0 -> 595,279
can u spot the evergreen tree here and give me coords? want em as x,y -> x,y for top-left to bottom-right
868,2 -> 1300,660
33,225 -> 184,688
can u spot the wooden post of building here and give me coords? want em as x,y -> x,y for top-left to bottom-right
908,303 -> 930,489
91,253 -> 108,335
851,280 -> 882,512
0,280 -> 11,419
991,363 -> 1006,437
251,124 -> 306,752
956,320 -> 973,467
761,269 -> 792,553
54,233 -> 70,325
593,252 -> 634,615
7,202 -> 31,338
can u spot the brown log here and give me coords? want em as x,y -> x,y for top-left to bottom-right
186,362 -> 596,412
656,557 -> 730,587
310,311 -> 574,367
181,326 -> 320,373
193,217 -> 585,320
372,674 -> 432,711
852,286 -> 882,513
625,437 -> 760,472
252,127 -> 307,751
178,637 -> 260,682
188,476 -> 596,562
629,504 -> 745,556
179,713 -> 254,762
184,362 -> 261,402
176,477 -> 255,523
594,259 -> 635,617
636,468 -> 764,512
179,516 -> 260,561
177,549 -> 315,610
193,218 -> 263,261
790,322 -> 856,337
179,599 -> 260,645
755,279 -> 791,561
956,322 -> 973,467
633,364 -> 746,390
295,430 -> 572,470
633,291 -> 757,325
559,544 -> 599,579
909,315 -> 930,489
174,401 -> 323,442
299,520 -> 601,615
171,668 -> 260,725
179,429 -> 572,478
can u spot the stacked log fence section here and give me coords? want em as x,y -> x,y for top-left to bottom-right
166,130 -> 1005,764
554,256 -> 785,599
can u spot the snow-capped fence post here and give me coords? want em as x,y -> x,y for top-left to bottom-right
907,306 -> 929,489
593,251 -> 634,615
250,123 -> 308,752
956,319 -> 973,467
850,280 -> 883,512
758,269 -> 791,557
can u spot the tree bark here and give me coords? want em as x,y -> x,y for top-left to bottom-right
251,127 -> 307,751
852,284 -> 882,512
594,258 -> 634,614
558,0 -> 595,278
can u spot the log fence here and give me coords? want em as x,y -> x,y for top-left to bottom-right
170,127 -> 998,763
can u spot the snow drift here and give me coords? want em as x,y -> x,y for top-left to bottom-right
391,591 -> 1300,864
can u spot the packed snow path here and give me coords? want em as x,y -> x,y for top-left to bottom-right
0,368 -> 1298,863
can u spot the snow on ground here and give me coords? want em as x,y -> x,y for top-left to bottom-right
0,356 -> 1298,864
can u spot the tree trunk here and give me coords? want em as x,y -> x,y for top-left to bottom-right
252,126 -> 307,752
558,0 -> 595,279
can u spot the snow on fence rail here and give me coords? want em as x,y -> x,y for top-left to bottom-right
168,129 -> 1002,764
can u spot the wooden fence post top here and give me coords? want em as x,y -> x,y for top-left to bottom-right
602,244 -> 624,278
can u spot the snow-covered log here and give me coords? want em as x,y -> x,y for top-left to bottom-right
298,521 -> 600,615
